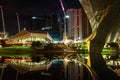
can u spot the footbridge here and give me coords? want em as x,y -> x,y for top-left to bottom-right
79,0 -> 120,43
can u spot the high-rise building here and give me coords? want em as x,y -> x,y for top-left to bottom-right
66,8 -> 92,41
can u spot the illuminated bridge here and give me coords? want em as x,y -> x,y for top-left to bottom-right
80,0 -> 120,43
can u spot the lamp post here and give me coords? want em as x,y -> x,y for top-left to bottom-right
64,13 -> 70,40
0,6 -> 6,39
59,0 -> 67,40
63,12 -> 67,40
16,12 -> 21,32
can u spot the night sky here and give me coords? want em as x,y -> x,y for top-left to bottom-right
0,0 -> 81,36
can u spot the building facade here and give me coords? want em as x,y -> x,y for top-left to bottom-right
10,29 -> 53,44
66,8 -> 92,41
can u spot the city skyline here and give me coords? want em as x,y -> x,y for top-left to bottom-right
0,0 -> 81,36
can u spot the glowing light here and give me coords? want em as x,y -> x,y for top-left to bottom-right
65,15 -> 70,18
32,16 -> 38,19
64,58 -> 70,62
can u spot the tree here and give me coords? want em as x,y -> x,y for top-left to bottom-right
31,41 -> 42,47
0,57 -> 5,64
31,41 -> 36,47
31,56 -> 41,63
1,40 -> 6,47
107,42 -> 119,60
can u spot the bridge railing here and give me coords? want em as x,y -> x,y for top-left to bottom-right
63,59 -> 100,80
47,58 -> 100,80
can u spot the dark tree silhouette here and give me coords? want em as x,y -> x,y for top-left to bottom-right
1,40 -> 6,47
107,42 -> 119,60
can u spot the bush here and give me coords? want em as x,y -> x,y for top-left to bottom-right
31,56 -> 41,63
31,41 -> 42,47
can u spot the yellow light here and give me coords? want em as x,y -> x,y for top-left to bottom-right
64,36 -> 68,40
87,41 -> 90,52
87,41 -> 91,67
64,58 -> 69,62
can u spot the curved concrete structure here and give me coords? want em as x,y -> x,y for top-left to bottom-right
79,0 -> 120,43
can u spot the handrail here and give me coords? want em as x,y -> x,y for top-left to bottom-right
64,58 -> 100,80
77,60 -> 99,80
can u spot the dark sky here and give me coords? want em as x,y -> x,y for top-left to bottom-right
0,0 -> 81,36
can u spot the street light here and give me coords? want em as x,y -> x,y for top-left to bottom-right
0,6 -> 6,39
59,0 -> 68,40
64,14 -> 70,41
63,13 -> 67,40
65,14 -> 70,18
16,12 -> 21,32
32,16 -> 38,19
